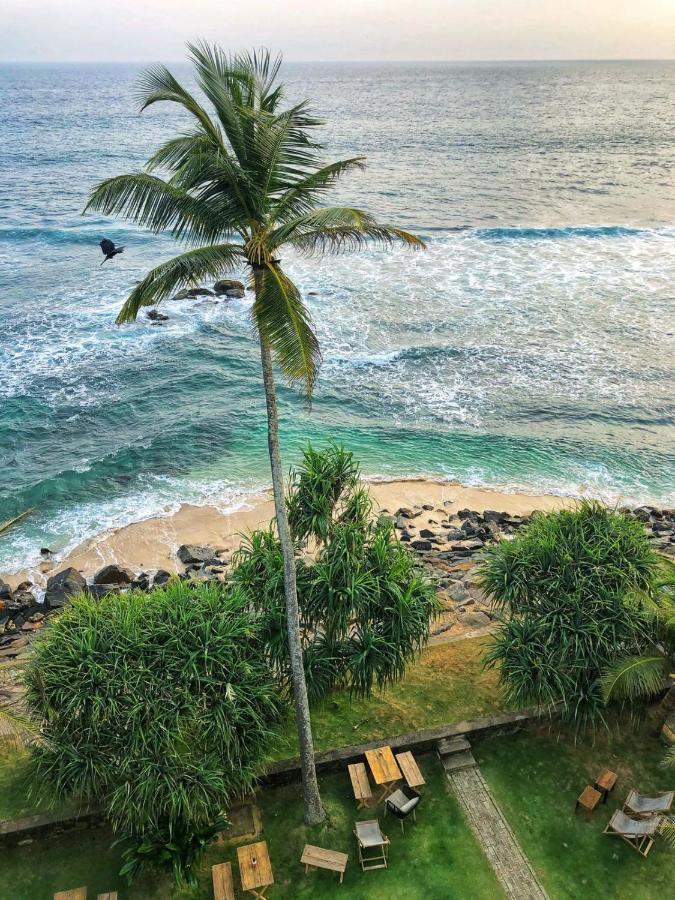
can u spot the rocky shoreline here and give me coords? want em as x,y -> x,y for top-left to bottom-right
2,501 -> 673,669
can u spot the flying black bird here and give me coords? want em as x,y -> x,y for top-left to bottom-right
99,238 -> 124,265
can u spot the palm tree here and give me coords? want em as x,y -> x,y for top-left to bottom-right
84,43 -> 424,825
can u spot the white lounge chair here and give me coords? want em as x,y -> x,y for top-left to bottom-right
603,809 -> 662,857
623,790 -> 673,818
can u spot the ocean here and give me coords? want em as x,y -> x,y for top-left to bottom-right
1,60 -> 674,573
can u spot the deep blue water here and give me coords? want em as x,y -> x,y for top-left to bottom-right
1,60 -> 674,572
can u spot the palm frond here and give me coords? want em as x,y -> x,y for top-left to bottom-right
271,158 -> 366,221
135,64 -> 222,147
116,244 -> 244,324
600,654 -> 669,703
269,207 -> 425,254
84,173 -> 233,245
0,508 -> 33,537
251,264 -> 320,395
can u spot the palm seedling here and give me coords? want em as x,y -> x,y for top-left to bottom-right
84,44 -> 424,824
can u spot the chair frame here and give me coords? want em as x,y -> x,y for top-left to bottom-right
353,820 -> 390,871
603,811 -> 660,858
384,785 -> 421,834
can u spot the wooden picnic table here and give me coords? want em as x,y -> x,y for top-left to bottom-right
54,890 -> 87,900
365,745 -> 402,801
348,762 -> 373,808
238,840 -> 274,898
395,751 -> 426,789
301,844 -> 349,883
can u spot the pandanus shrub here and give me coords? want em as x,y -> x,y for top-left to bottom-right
24,581 -> 281,884
232,444 -> 441,701
481,501 -> 662,726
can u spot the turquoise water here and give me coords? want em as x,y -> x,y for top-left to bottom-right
1,61 -> 674,572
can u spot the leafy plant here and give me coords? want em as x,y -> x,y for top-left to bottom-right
233,445 -> 441,701
600,558 -> 675,706
24,581 -> 280,884
85,43 -> 423,825
481,501 -> 661,726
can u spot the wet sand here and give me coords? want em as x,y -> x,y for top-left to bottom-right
0,479 -> 574,590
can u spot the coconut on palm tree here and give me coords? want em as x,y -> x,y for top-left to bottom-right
85,43 -> 424,824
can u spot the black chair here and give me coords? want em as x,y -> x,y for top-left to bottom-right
384,785 -> 421,833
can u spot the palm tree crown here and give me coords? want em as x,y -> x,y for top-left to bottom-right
85,43 -> 424,394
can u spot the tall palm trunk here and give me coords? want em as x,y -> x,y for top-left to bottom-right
257,316 -> 325,826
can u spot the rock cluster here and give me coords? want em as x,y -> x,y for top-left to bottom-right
2,504 -> 672,655
381,502 -> 675,639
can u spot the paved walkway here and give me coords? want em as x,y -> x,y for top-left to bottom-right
447,765 -> 549,900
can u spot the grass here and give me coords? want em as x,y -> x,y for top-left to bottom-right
0,754 -> 504,899
476,720 -> 675,899
0,744 -> 41,821
269,636 -> 502,760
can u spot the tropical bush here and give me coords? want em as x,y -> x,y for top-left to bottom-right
232,444 -> 441,701
481,501 -> 662,725
601,558 -> 675,709
24,581 -> 281,884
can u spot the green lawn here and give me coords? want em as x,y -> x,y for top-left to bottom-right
476,722 -> 675,900
0,754 -> 503,900
269,636 -> 502,760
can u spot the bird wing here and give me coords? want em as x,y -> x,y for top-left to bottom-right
100,239 -> 115,254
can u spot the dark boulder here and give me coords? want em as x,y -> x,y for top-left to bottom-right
44,567 -> 86,610
419,528 -> 437,539
147,309 -> 169,321
171,287 -> 214,301
93,564 -> 135,586
40,547 -> 53,558
153,569 -> 173,587
131,572 -> 150,591
214,279 -> 246,298
0,581 -> 13,602
411,539 -> 432,551
87,584 -> 121,600
483,510 -> 503,524
177,544 -> 220,565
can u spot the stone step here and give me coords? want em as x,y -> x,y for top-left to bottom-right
437,735 -> 471,757
440,749 -> 477,773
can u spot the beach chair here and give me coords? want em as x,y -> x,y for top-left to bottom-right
603,809 -> 662,857
623,790 -> 673,818
354,819 -> 390,870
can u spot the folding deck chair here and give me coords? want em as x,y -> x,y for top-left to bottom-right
623,790 -> 673,818
603,809 -> 662,857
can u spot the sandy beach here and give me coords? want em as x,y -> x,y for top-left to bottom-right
0,478 -> 573,590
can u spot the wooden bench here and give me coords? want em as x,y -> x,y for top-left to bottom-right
301,844 -> 349,884
97,894 -> 118,900
348,762 -> 373,809
54,890 -> 87,900
396,751 -> 426,789
212,861 -> 235,900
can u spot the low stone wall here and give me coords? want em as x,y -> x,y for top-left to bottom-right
0,806 -> 105,845
0,709 -> 540,842
262,708 -> 541,786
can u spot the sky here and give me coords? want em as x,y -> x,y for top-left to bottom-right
1,0 -> 674,62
